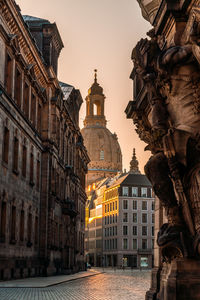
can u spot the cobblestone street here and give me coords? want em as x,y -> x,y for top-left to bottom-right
0,269 -> 151,300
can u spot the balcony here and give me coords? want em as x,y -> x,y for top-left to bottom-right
62,198 -> 78,218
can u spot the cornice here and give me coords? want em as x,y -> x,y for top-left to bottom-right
1,0 -> 51,88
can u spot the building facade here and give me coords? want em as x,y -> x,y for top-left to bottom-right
0,0 -> 89,280
85,150 -> 155,269
103,171 -> 154,269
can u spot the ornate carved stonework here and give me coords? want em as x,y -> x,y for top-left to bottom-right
126,0 -> 200,298
136,0 -> 161,24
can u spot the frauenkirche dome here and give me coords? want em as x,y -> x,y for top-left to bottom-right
81,70 -> 122,185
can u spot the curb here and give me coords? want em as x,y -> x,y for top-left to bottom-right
0,272 -> 104,289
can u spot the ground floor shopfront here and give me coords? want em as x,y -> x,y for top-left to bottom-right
103,252 -> 153,269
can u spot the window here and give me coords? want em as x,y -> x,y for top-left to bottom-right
27,213 -> 32,242
23,83 -> 29,118
37,104 -> 42,134
10,206 -> 16,242
105,205 -> 107,213
30,152 -> 34,184
133,226 -> 137,235
152,201 -> 155,211
115,226 -> 117,235
152,226 -> 154,236
115,238 -> 117,250
152,214 -> 155,224
115,214 -> 117,223
105,216 -> 107,225
142,239 -> 147,249
113,214 -> 115,223
141,187 -> 147,197
133,239 -> 137,249
110,227 -> 112,236
110,215 -> 112,224
142,226 -> 147,236
113,202 -> 114,211
107,204 -> 109,212
112,226 -> 115,236
132,187 -> 138,197
142,213 -> 147,223
13,137 -> 19,172
133,213 -> 137,223
31,93 -> 36,126
27,213 -> 32,243
110,203 -> 112,211
36,160 -> 40,190
122,187 -> 129,197
123,212 -> 128,222
123,200 -> 128,209
20,210 -> 24,241
14,67 -> 21,106
106,228 -> 108,237
152,239 -> 154,249
5,52 -> 12,96
123,225 -> 128,235
2,127 -> 9,164
115,201 -> 117,210
22,145 -> 27,177
142,201 -> 147,210
100,150 -> 104,160
133,200 -> 137,210
0,202 -> 6,241
123,238 -> 128,250
56,172 -> 60,196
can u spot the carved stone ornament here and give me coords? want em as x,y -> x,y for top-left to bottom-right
128,4 -> 200,263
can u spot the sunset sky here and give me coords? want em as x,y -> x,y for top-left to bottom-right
17,0 -> 151,173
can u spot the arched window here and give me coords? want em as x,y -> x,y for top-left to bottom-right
100,150 -> 104,160
93,103 -> 97,115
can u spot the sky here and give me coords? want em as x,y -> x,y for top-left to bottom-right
17,0 -> 151,173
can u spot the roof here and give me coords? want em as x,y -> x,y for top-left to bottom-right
59,82 -> 74,100
107,173 -> 151,189
23,15 -> 50,25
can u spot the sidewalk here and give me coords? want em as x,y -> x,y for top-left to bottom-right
0,269 -> 103,288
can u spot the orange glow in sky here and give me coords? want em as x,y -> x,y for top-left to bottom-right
17,0 -> 151,172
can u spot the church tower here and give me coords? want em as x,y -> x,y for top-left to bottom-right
81,70 -> 122,186
84,69 -> 106,128
129,148 -> 141,174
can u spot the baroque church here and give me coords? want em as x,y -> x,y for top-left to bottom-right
81,70 -> 122,186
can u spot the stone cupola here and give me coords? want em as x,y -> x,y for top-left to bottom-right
84,69 -> 106,128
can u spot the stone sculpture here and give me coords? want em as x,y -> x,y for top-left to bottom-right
130,6 -> 200,262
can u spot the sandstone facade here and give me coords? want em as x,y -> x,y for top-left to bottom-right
0,0 -> 89,280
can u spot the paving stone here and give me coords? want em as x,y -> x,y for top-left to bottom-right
0,270 -> 151,300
